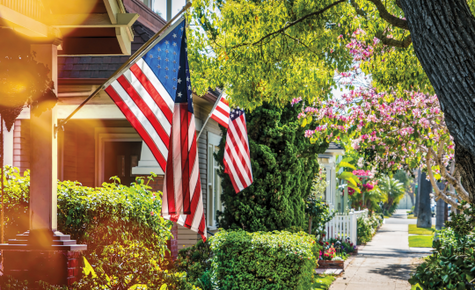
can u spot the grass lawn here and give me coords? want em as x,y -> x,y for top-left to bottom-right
409,235 -> 433,247
312,275 -> 335,290
408,224 -> 435,235
407,214 -> 417,219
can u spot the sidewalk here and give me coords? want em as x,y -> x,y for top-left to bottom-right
330,210 -> 432,290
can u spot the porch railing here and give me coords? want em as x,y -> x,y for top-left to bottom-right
324,209 -> 368,245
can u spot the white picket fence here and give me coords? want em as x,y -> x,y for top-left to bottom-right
324,209 -> 368,245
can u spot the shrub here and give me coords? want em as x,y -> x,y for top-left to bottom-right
357,215 -> 382,245
1,166 -> 195,289
215,102 -> 328,232
409,202 -> 475,289
209,230 -> 318,290
176,240 -> 213,290
409,228 -> 475,290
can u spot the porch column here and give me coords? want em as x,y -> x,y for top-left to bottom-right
29,44 -> 58,245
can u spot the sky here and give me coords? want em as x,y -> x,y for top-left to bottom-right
154,0 -> 186,20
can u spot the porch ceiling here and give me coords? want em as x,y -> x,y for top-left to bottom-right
0,0 -> 138,55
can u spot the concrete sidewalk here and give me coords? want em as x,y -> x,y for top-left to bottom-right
330,210 -> 432,290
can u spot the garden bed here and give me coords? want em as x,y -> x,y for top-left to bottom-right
318,260 -> 344,270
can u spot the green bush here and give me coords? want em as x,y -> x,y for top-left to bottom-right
409,202 -> 475,289
1,166 -> 196,289
215,102 -> 328,232
210,230 -> 318,290
357,215 -> 382,245
176,240 -> 213,290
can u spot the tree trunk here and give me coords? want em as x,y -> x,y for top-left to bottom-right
417,172 -> 432,228
400,0 -> 475,202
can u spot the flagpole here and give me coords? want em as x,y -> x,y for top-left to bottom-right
197,91 -> 226,140
56,2 -> 192,131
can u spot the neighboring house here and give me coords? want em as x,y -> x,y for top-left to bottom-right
3,0 -> 224,258
318,142 -> 345,212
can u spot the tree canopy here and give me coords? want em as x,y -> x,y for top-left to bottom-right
187,0 -> 475,203
187,0 -> 437,108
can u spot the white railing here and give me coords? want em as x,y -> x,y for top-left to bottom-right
354,209 -> 369,220
324,209 -> 368,245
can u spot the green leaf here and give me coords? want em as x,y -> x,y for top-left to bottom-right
339,161 -> 356,170
83,257 -> 97,278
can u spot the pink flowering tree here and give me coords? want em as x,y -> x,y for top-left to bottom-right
296,29 -> 467,207
297,88 -> 466,207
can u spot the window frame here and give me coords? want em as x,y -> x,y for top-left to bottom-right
207,132 -> 223,230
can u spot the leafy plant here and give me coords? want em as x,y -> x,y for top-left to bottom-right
376,175 -> 405,216
215,102 -> 328,232
357,215 -> 382,245
175,240 -> 213,290
209,230 -> 319,290
1,166 -> 195,289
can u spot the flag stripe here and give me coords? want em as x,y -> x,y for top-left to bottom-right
223,155 -> 243,193
109,80 -> 169,165
136,59 -> 175,112
215,105 -> 229,116
225,135 -> 252,187
180,105 -> 191,214
227,118 -> 252,179
210,94 -> 230,128
224,146 -> 247,190
116,75 -> 171,150
105,84 -> 167,171
211,113 -> 229,128
129,63 -> 173,124
224,109 -> 253,194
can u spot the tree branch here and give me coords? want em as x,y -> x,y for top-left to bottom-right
283,33 -> 319,56
229,0 -> 346,49
366,0 -> 409,30
426,150 -> 460,207
375,31 -> 412,48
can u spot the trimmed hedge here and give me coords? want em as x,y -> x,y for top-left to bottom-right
210,230 -> 318,290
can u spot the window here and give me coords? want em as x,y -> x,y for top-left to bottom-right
207,132 -> 223,230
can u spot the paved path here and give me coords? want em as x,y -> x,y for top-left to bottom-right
330,210 -> 432,290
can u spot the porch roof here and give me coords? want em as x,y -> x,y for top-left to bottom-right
0,0 -> 138,55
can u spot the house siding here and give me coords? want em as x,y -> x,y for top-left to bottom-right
13,120 -> 30,174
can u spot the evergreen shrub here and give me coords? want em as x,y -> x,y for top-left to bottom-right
210,230 -> 318,290
215,102 -> 328,232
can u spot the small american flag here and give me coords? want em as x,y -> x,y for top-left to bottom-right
224,108 -> 253,193
210,92 -> 230,128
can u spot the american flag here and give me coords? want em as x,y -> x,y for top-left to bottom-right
104,20 -> 185,172
224,108 -> 253,193
161,24 -> 206,242
104,19 -> 206,241
210,92 -> 230,128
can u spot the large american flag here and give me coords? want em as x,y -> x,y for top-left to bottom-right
104,20 -> 185,172
210,92 -> 230,128
224,108 -> 253,193
162,28 -> 206,242
104,19 -> 206,241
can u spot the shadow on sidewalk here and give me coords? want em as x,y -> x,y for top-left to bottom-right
367,262 -> 414,280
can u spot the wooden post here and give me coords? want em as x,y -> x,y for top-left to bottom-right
28,44 -> 58,246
